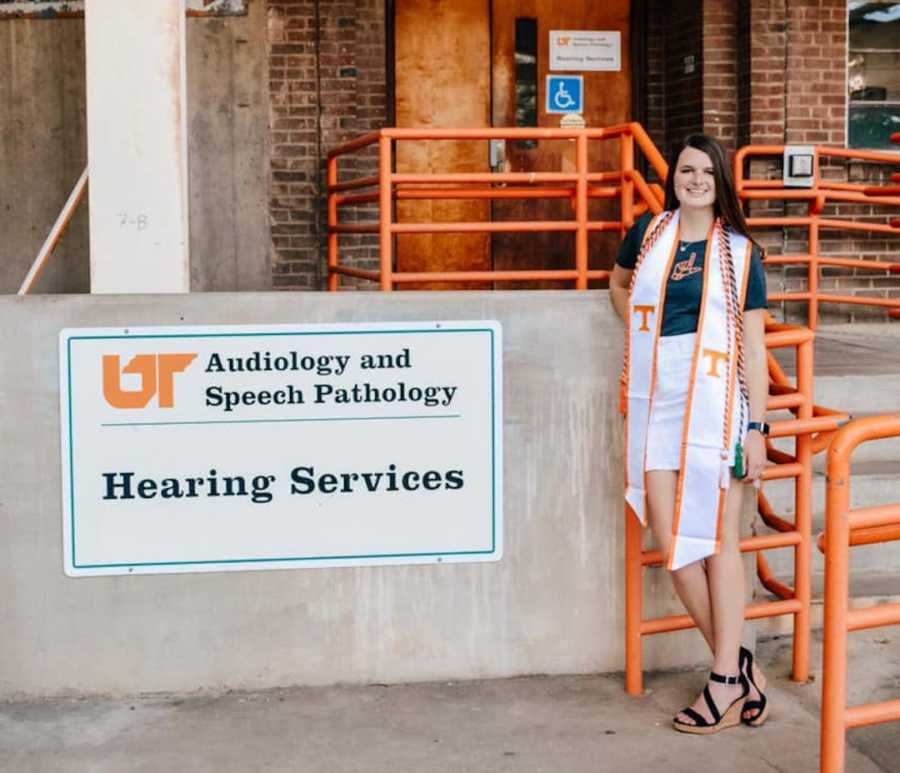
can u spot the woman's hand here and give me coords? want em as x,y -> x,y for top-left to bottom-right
742,428 -> 767,484
609,264 -> 633,324
742,309 -> 769,486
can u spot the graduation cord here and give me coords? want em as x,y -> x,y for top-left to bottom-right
718,219 -> 750,468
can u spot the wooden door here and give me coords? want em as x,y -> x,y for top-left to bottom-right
394,0 -> 492,288
394,0 -> 632,287
491,0 -> 632,287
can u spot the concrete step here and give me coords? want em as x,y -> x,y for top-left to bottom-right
767,323 -> 900,463
759,460 -> 900,577
769,430 -> 900,467
755,569 -> 900,635
762,523 -> 900,578
762,459 -> 899,518
811,374 -> 900,415
756,323 -> 900,633
772,322 -> 900,412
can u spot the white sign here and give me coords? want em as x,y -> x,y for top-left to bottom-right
59,322 -> 503,576
550,30 -> 621,72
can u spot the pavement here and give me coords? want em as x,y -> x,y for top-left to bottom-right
2,629 -> 897,773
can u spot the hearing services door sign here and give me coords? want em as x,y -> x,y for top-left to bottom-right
549,30 -> 621,72
59,321 -> 503,576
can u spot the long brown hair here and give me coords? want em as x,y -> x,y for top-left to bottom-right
664,134 -> 755,243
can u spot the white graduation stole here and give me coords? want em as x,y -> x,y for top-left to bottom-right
623,210 -> 752,570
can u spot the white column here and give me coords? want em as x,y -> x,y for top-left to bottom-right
85,0 -> 190,293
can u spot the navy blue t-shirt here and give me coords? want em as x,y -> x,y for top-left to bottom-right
616,212 -> 767,337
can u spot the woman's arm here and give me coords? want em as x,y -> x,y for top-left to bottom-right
742,308 -> 769,483
609,264 -> 633,324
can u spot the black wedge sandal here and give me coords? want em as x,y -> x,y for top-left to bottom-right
739,646 -> 770,727
672,671 -> 749,735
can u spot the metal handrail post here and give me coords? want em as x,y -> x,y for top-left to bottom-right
821,429 -> 851,773
575,133 -> 589,289
327,155 -> 340,292
808,211 -> 821,330
620,131 -> 635,232
378,133 -> 393,291
793,335 -> 814,682
624,511 -> 643,695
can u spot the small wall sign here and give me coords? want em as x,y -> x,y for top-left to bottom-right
546,75 -> 584,115
550,30 -> 621,72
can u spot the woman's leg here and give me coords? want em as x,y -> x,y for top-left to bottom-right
706,482 -> 746,675
648,471 -> 752,724
673,481 -> 748,725
689,482 -> 748,721
646,470 -> 716,650
707,482 -> 763,721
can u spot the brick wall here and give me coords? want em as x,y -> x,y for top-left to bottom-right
702,0 -> 737,150
736,0 -> 751,149
643,2 -> 666,174
740,0 -> 900,322
641,0 -> 899,322
267,0 -> 386,290
645,0 -> 738,157
265,0 -> 898,312
660,0 -> 704,160
267,0 -> 321,289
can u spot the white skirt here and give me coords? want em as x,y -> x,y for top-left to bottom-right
645,333 -> 743,472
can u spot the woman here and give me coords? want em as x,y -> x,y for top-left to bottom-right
609,134 -> 770,734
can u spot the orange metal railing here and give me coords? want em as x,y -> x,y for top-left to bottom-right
326,123 -> 667,290
873,131 -> 900,320
819,414 -> 900,773
734,145 -> 900,329
330,133 -> 900,325
328,123 -> 846,695
330,125 -> 900,709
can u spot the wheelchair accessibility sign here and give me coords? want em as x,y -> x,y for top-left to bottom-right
546,75 -> 583,115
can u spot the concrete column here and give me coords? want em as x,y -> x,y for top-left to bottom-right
85,0 -> 190,293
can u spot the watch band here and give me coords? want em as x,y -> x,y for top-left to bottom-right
747,421 -> 770,437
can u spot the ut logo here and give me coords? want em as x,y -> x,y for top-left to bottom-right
702,348 -> 728,378
558,36 -> 571,46
102,354 -> 197,409
633,305 -> 655,332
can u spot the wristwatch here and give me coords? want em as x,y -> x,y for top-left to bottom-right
747,421 -> 770,437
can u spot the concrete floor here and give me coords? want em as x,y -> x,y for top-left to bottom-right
2,630 -> 896,773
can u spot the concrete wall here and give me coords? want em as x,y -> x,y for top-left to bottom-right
1,291 -> 738,698
0,3 -> 270,294
0,16 -> 89,293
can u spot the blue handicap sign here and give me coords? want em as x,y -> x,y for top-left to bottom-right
546,75 -> 584,115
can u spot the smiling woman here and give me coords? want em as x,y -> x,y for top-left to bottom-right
608,134 -> 771,735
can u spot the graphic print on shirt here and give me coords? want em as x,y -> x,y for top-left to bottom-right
671,251 -> 702,282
